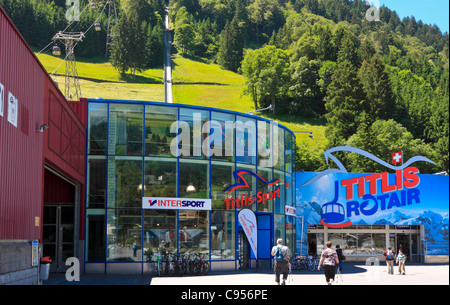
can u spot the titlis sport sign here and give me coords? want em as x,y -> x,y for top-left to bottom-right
142,197 -> 211,211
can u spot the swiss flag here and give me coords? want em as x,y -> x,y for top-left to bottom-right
392,151 -> 403,164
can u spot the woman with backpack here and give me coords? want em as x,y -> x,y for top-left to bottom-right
271,238 -> 291,285
384,247 -> 396,275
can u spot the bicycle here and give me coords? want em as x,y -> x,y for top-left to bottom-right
154,252 -> 163,277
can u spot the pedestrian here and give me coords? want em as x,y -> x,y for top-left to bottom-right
396,249 -> 407,275
271,238 -> 291,285
383,246 -> 396,275
335,244 -> 345,271
318,241 -> 340,285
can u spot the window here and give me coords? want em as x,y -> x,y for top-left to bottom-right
87,157 -> 106,208
106,209 -> 142,262
211,211 -> 235,260
236,164 -> 257,211
357,233 -> 372,255
145,105 -> 178,157
343,233 -> 357,255
107,156 -> 142,208
179,211 -> 209,255
88,103 -> 108,155
179,108 -> 210,159
108,104 -> 144,156
144,158 -> 177,197
143,210 -> 177,260
236,116 -> 256,165
211,161 -> 235,210
179,159 -> 209,199
211,112 -> 234,162
257,167 -> 273,212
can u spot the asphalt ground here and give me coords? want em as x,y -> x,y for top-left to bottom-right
42,262 -> 448,285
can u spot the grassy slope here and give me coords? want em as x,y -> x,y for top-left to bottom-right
35,51 -> 327,153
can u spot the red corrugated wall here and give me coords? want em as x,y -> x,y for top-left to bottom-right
0,7 -> 45,240
0,6 -> 86,240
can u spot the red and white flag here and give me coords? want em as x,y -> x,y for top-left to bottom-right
392,151 -> 403,164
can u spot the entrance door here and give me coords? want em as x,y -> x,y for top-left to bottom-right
397,234 -> 410,261
43,205 -> 75,272
238,230 -> 250,269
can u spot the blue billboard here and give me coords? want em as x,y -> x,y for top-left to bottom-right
296,170 -> 449,255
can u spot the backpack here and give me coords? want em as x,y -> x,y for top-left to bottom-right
275,246 -> 284,262
387,250 -> 394,260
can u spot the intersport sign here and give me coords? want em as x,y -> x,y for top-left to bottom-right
142,197 -> 212,211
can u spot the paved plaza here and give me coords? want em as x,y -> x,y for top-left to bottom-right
43,263 -> 448,285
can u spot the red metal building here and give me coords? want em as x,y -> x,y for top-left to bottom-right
0,6 -> 86,284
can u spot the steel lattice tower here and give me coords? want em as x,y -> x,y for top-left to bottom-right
53,31 -> 84,100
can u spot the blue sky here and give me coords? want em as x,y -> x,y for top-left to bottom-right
380,0 -> 449,33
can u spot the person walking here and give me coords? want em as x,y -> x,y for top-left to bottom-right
396,249 -> 407,275
271,238 -> 291,285
335,245 -> 345,271
318,241 -> 340,285
383,246 -> 396,275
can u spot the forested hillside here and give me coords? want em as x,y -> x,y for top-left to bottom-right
2,0 -> 448,173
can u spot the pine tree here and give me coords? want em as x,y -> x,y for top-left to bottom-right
358,54 -> 395,121
324,60 -> 368,147
217,17 -> 245,72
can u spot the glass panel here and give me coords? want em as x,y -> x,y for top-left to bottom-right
274,126 -> 284,171
373,233 -> 386,254
88,103 -> 108,155
411,234 -> 418,255
143,209 -> 177,260
285,173 -> 292,206
43,225 -> 56,243
108,104 -> 143,156
236,164 -> 257,211
257,120 -> 271,168
286,216 -> 295,252
62,227 -> 74,243
274,214 -> 285,243
179,159 -> 209,198
106,209 -> 142,262
211,161 -> 235,210
61,207 -> 74,225
285,132 -> 293,173
343,233 -> 357,255
236,116 -> 256,165
211,112 -> 234,162
179,211 -> 209,255
107,156 -> 142,208
179,108 -> 210,159
43,206 -> 57,224
144,157 -> 177,197
257,167 -> 273,212
62,244 -> 74,262
328,232 -> 343,250
86,211 -> 105,262
357,233 -> 372,255
211,210 -> 235,260
145,105 -> 178,157
274,170 -> 285,214
87,157 -> 107,208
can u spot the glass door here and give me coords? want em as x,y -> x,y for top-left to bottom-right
42,205 -> 75,272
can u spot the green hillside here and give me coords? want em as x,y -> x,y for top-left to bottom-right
35,51 -> 328,160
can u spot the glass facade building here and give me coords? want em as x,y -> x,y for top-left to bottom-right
85,99 -> 296,273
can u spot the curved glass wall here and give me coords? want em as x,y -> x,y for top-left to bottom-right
85,99 -> 296,272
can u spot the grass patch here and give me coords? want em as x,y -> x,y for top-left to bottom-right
35,51 -> 163,83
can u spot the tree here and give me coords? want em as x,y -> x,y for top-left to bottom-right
110,11 -> 147,76
358,54 -> 395,121
241,45 -> 291,114
289,57 -> 324,116
217,17 -> 245,72
324,60 -> 368,147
